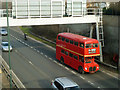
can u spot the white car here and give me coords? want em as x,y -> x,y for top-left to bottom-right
0,28 -> 8,36
1,42 -> 12,52
51,77 -> 81,90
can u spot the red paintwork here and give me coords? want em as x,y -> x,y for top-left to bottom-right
56,33 -> 100,73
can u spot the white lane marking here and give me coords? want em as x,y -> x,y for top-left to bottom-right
31,47 -> 33,49
41,52 -> 43,55
29,61 -> 33,65
34,48 -> 36,51
49,58 -> 52,60
65,67 -> 69,70
79,76 -> 85,80
58,63 -> 63,67
101,70 -> 119,80
25,43 -> 28,46
53,61 -> 57,63
37,50 -> 39,53
97,86 -> 100,88
45,55 -> 47,58
71,71 -> 76,74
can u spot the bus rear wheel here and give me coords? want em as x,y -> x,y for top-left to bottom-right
60,57 -> 64,64
78,66 -> 84,74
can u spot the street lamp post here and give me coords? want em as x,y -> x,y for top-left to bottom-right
6,0 -> 12,88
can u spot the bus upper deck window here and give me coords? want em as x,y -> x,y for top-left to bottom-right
70,40 -> 73,44
86,44 -> 91,48
74,41 -> 78,46
80,43 -> 84,48
58,36 -> 61,40
62,37 -> 65,41
65,39 -> 69,43
93,43 -> 98,48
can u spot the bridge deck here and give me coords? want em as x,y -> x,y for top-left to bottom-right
0,15 -> 99,27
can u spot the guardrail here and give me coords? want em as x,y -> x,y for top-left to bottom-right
29,31 -> 118,70
0,56 -> 26,89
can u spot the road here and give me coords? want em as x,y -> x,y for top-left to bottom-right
1,27 -> 119,89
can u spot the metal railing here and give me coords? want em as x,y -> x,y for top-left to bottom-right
0,8 -> 102,19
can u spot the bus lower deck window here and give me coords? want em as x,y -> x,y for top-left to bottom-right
69,53 -> 73,57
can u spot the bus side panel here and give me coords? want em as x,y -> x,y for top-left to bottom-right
56,46 -> 61,61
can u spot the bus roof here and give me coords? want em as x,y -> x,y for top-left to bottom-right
58,33 -> 98,43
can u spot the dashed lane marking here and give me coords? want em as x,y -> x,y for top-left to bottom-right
71,71 -> 76,74
79,76 -> 85,80
41,52 -> 43,55
37,50 -> 39,53
45,55 -> 47,58
29,61 -> 33,66
65,67 -> 69,70
49,58 -> 52,60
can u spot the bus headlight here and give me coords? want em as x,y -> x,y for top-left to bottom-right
97,67 -> 99,69
85,67 -> 87,70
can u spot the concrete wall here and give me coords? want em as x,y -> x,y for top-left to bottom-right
103,15 -> 119,55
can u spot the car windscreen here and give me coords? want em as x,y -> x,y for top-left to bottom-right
2,43 -> 8,46
65,86 -> 81,90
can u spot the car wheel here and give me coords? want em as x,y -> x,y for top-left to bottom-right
60,57 -> 64,64
78,66 -> 84,74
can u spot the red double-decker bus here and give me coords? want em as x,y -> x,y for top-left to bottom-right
56,33 -> 100,74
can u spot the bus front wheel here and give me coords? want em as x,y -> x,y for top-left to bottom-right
60,57 -> 64,64
78,66 -> 84,74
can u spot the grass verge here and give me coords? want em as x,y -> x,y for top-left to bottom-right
19,26 -> 56,48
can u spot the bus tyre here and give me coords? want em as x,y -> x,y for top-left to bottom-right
78,66 -> 84,74
60,57 -> 64,64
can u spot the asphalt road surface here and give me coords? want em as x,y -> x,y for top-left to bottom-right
1,28 -> 119,89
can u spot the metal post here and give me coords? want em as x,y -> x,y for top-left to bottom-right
72,0 -> 73,17
96,21 -> 103,62
16,0 -> 17,18
39,0 -> 41,18
28,0 -> 30,18
90,24 -> 94,38
6,0 -> 12,88
51,0 -> 52,18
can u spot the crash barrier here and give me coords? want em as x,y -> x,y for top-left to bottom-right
29,32 -> 118,70
0,56 -> 26,89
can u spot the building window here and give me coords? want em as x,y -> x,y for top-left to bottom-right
80,43 -> 84,48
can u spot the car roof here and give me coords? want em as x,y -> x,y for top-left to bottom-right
55,77 -> 79,88
2,42 -> 8,44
